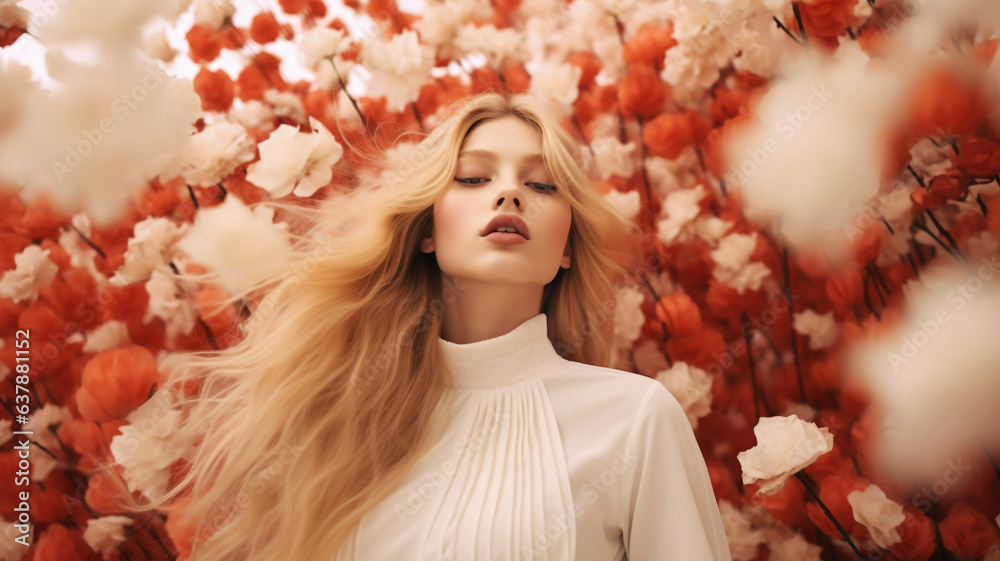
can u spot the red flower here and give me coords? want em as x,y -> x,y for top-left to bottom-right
186,24 -> 224,64
654,292 -> 702,338
939,502 -> 1000,557
622,23 -> 677,73
906,64 -> 990,138
957,136 -> 1000,176
250,11 -> 294,44
76,345 -> 159,422
928,168 -> 967,200
193,67 -> 236,112
805,472 -> 869,538
889,505 -> 937,561
567,51 -> 602,90
32,523 -> 92,561
618,66 -> 669,120
643,110 -> 711,160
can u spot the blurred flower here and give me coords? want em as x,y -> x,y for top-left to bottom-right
0,245 -> 59,303
172,120 -> 256,187
82,515 -> 133,560
176,195 -> 293,297
361,30 -> 435,113
601,189 -> 641,222
792,309 -> 840,350
655,361 -> 713,428
656,185 -> 706,244
613,285 -> 646,348
110,217 -> 189,286
711,232 -> 771,294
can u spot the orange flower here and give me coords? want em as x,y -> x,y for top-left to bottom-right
794,0 -> 857,46
76,345 -> 159,422
957,136 -> 1000,176
194,67 -> 235,112
665,327 -> 727,370
250,11 -> 293,43
643,110 -> 711,160
654,292 -> 702,338
32,523 -> 92,561
186,24 -> 224,64
196,283 -> 240,348
306,0 -> 328,18
618,65 -> 669,120
806,473 -> 869,538
928,168 -> 967,200
86,465 -> 136,515
567,51 -> 602,90
622,23 -> 677,72
889,505 -> 937,561
825,266 -> 863,315
278,0 -> 308,14
939,502 -> 1000,557
971,38 -> 1000,66
906,64 -> 989,138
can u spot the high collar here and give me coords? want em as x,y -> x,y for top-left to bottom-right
438,313 -> 564,389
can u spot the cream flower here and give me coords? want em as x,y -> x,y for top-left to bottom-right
25,404 -> 72,452
299,27 -> 350,70
0,519 -> 28,561
193,0 -> 235,29
109,388 -> 194,502
0,245 -> 59,303
848,483 -> 906,548
593,137 -> 636,179
655,361 -> 713,428
361,30 -> 435,113
528,60 -> 582,119
141,26 -> 178,64
454,23 -> 526,68
83,515 -> 133,559
245,116 -> 343,198
718,499 -> 767,561
110,217 -> 188,286
656,185 -> 706,244
712,232 -> 771,293
613,285 -> 646,348
176,196 -> 294,297
737,414 -> 834,494
175,120 -> 256,187
228,99 -> 275,132
792,308 -> 840,350
144,268 -> 198,341
83,320 -> 132,354
601,189 -> 641,222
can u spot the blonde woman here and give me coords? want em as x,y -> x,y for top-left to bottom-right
111,92 -> 732,561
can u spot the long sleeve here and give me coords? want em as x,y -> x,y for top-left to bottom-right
618,382 -> 732,560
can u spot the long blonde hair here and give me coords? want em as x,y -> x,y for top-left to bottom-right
106,91 -> 637,560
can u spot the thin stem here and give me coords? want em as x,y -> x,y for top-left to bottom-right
772,16 -> 803,45
794,472 -> 868,560
781,246 -> 806,402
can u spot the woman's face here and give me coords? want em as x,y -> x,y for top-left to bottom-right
420,116 -> 572,288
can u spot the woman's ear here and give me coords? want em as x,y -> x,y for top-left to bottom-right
560,241 -> 570,269
420,235 -> 434,253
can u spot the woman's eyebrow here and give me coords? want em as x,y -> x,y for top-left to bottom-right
458,149 -> 545,165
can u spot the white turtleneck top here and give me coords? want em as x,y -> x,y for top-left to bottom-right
334,313 -> 732,561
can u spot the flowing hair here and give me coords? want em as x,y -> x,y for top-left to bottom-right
101,91 -> 638,560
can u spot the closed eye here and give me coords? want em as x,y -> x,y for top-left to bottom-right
454,177 -> 557,192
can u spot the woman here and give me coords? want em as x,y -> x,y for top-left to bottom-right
110,92 -> 732,561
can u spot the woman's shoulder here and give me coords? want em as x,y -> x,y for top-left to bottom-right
545,357 -> 665,409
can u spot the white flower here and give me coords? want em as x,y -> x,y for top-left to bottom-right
176,120 -> 256,186
83,515 -> 133,559
263,89 -> 307,124
0,245 -> 58,303
299,27 -> 349,70
656,185 -> 706,244
228,99 -> 274,132
192,0 -> 234,29
144,269 -> 198,341
656,362 -> 713,428
141,26 -> 178,64
718,499 -> 767,561
737,414 -> 834,494
694,216 -> 733,247
613,285 -> 646,348
25,404 -> 72,452
246,116 -> 343,198
528,60 -> 582,108
848,483 -> 906,548
413,2 -> 462,45
110,388 -> 194,502
766,530 -> 823,561
848,262 -> 1000,482
793,309 -> 840,350
593,137 -> 636,179
361,30 -> 435,113
712,232 -> 771,293
176,196 -> 294,297
111,217 -> 188,286
602,189 -> 640,222
454,23 -> 526,68
83,320 -> 132,353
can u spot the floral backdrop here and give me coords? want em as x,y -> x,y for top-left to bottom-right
1,0 -> 1000,559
